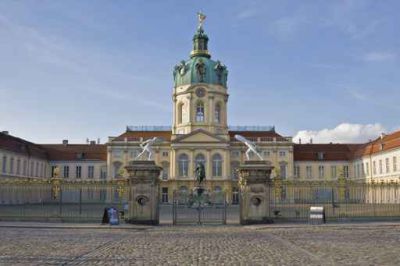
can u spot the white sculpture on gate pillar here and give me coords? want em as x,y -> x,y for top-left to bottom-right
135,137 -> 159,161
234,134 -> 263,161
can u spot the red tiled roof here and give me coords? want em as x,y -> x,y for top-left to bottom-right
352,130 -> 400,158
42,144 -> 107,161
294,144 -> 364,161
0,132 -> 48,160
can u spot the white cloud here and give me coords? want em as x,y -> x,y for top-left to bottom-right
293,123 -> 386,144
363,52 -> 397,62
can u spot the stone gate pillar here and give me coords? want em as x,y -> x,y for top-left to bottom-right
125,161 -> 162,225
238,161 -> 273,225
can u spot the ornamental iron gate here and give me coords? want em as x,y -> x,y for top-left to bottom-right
172,190 -> 227,225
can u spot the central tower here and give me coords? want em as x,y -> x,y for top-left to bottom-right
172,13 -> 229,138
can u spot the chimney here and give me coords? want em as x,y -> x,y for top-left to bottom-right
1,131 -> 9,135
97,138 -> 100,144
90,140 -> 96,145
380,133 -> 385,140
86,138 -> 89,144
62,139 -> 68,145
299,138 -> 301,144
310,138 -> 313,144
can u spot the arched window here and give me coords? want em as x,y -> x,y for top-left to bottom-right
178,154 -> 189,177
215,103 -> 221,123
177,103 -> 183,124
196,101 -> 205,122
212,153 -> 223,177
195,153 -> 206,169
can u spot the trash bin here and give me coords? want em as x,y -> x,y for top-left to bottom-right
309,206 -> 325,225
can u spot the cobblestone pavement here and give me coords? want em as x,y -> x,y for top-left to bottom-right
0,224 -> 399,265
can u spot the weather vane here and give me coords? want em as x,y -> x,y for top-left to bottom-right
197,11 -> 206,29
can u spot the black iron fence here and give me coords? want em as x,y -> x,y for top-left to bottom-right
0,179 -> 128,222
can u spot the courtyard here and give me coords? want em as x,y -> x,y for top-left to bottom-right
0,223 -> 399,265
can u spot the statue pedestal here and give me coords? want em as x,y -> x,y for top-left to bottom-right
125,161 -> 162,225
238,161 -> 273,225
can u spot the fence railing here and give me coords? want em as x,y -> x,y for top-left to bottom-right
0,179 -> 129,222
269,179 -> 400,221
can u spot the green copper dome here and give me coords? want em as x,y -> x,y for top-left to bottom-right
173,21 -> 228,87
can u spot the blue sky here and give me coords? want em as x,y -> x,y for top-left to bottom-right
0,0 -> 399,143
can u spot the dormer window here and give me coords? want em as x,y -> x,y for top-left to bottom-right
77,153 -> 85,160
317,152 -> 324,160
380,143 -> 384,151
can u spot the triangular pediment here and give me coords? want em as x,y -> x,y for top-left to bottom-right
173,129 -> 226,143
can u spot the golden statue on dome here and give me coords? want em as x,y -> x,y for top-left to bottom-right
197,12 -> 206,29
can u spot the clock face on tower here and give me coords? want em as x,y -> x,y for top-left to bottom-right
195,87 -> 206,98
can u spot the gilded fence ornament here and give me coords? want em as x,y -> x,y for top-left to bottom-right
50,166 -> 61,200
117,179 -> 127,199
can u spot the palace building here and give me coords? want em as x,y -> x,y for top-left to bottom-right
1,16 -> 400,203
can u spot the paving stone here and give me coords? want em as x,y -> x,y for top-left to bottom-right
0,225 -> 399,265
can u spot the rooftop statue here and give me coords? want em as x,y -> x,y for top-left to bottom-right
197,11 -> 206,29
135,137 -> 159,161
234,134 -> 263,160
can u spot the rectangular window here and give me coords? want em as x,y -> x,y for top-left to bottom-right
306,166 -> 312,179
23,160 -> 27,176
393,157 -> 397,172
385,158 -> 390,173
318,165 -> 324,179
361,163 -> 364,177
63,166 -> 69,178
231,151 -> 240,157
1,156 -> 6,173
279,151 -> 286,157
263,151 -> 270,157
379,160 -> 382,174
100,167 -> 107,179
294,166 -> 300,178
331,166 -> 336,179
51,166 -> 57,177
76,166 -> 82,178
30,161 -> 34,177
35,162 -> 39,177
161,187 -> 168,203
16,159 -> 21,175
280,164 -> 287,179
162,151 -> 169,157
373,161 -> 376,175
366,162 -> 369,176
10,157 -> 14,174
88,166 -> 94,179
343,166 -> 349,178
